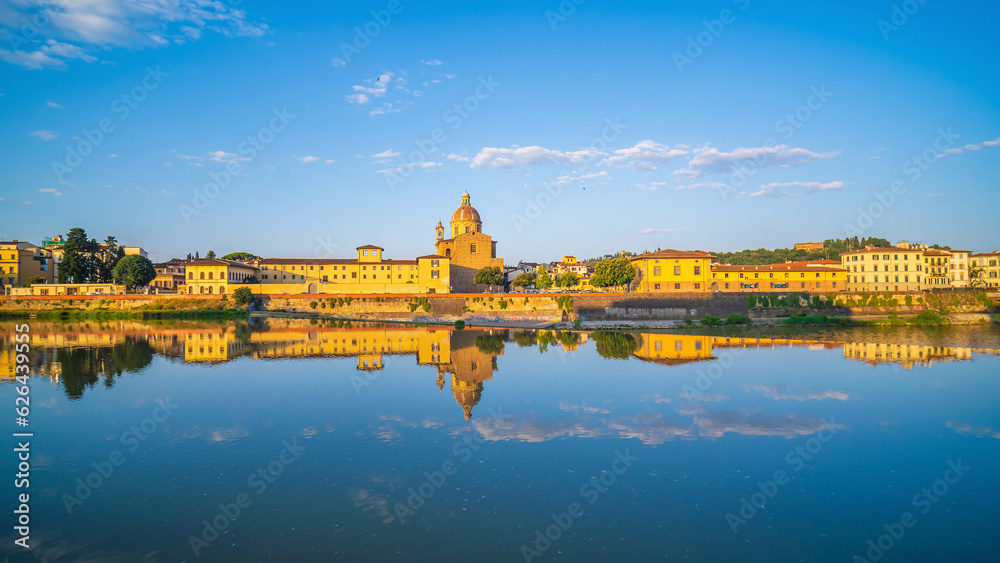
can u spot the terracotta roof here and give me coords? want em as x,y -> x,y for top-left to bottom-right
356,244 -> 384,250
630,249 -> 714,261
451,205 -> 481,223
415,254 -> 447,260
923,248 -> 951,256
972,251 -> 1000,257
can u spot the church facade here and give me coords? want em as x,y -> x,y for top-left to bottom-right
435,192 -> 504,293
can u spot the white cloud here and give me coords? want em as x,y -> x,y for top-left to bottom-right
676,181 -> 725,191
675,144 -> 840,178
963,144 -> 982,151
161,188 -> 175,196
0,2 -> 267,70
746,180 -> 843,198
924,193 -> 944,197
298,156 -> 319,163
47,101 -> 64,109
39,188 -> 62,196
331,58 -> 346,67
554,170 -> 608,185
422,59 -> 443,66
470,145 -> 602,170
346,93 -> 369,105
208,151 -> 249,163
604,140 -> 689,171
940,135 -> 1000,157
638,228 -> 680,234
324,159 -> 335,164
983,136 -> 1000,147
108,153 -> 118,158
372,149 -> 401,158
29,130 -> 56,141
446,153 -> 469,162
937,147 -> 962,158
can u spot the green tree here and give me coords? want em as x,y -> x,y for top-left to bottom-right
969,263 -> 986,288
205,250 -> 217,259
590,257 -> 636,291
58,227 -> 101,283
233,286 -> 254,306
536,266 -> 553,290
511,272 -> 535,288
222,252 -> 260,261
474,266 -> 504,286
112,255 -> 156,292
242,275 -> 260,284
25,276 -> 46,286
556,272 -> 579,288
592,332 -> 638,360
95,235 -> 125,283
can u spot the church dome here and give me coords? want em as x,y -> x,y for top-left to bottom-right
451,205 -> 481,223
451,191 -> 481,223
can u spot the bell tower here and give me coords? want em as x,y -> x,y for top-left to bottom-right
436,219 -> 444,241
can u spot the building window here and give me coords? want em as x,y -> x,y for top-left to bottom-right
674,283 -> 680,290
352,272 -> 357,279
471,244 -> 477,253
694,283 -> 701,290
724,282 -> 730,289
653,266 -> 661,276
431,260 -> 439,267
673,266 -> 680,275
431,270 -> 439,279
694,266 -> 701,275
654,283 -> 660,290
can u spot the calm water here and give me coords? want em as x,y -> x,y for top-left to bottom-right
1,319 -> 999,562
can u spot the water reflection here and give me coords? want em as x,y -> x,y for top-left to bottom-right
2,320 -> 999,412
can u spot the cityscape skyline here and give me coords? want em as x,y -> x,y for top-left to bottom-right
2,1 -> 999,263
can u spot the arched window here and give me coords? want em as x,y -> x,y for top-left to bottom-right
220,285 -> 225,294
200,272 -> 205,280
188,272 -> 193,279
445,249 -> 451,258
208,272 -> 213,280
207,286 -> 213,294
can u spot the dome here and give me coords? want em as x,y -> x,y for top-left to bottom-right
451,191 -> 481,223
451,205 -> 481,223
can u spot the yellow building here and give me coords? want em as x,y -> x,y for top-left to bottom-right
248,245 -> 450,294
709,261 -> 846,293
971,251 -> 1000,289
178,258 -> 259,295
922,248 -> 951,289
840,244 -> 925,292
0,240 -> 54,292
948,250 -> 972,288
434,192 -> 504,293
8,283 -> 123,296
630,249 -> 713,293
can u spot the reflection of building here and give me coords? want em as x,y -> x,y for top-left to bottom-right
843,342 -> 972,370
435,192 -> 504,293
435,331 -> 501,421
633,334 -> 716,366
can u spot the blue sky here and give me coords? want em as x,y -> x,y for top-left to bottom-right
1,0 -> 998,263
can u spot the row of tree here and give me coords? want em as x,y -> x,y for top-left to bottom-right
709,237 -> 893,265
57,227 -> 157,291
503,257 -> 637,291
